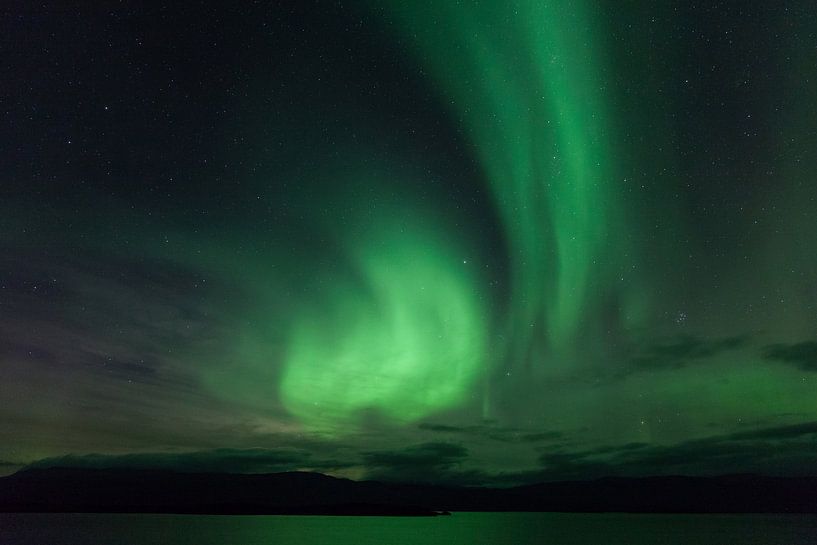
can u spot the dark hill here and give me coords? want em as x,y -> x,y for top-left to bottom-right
0,468 -> 814,514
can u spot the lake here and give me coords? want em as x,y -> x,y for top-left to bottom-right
2,512 -> 816,544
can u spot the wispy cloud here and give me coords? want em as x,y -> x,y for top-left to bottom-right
763,341 -> 817,372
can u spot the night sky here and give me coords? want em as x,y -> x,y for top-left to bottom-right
2,1 -> 816,485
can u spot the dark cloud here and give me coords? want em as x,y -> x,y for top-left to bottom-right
614,334 -> 749,378
522,421 -> 817,483
726,421 -> 817,441
0,248 -> 234,391
361,442 -> 484,484
19,421 -> 817,487
27,448 -> 351,474
763,341 -> 817,372
418,422 -> 565,444
362,442 -> 467,470
417,423 -> 474,433
519,431 -> 565,443
585,442 -> 650,455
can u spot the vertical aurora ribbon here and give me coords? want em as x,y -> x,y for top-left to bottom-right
278,0 -> 638,430
378,1 -> 634,367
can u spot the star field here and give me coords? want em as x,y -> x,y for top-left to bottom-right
1,1 -> 816,484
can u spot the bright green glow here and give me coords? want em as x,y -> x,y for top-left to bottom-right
259,1 -> 636,429
379,1 -> 633,362
171,158 -> 490,433
279,224 -> 486,431
4,1 -> 817,479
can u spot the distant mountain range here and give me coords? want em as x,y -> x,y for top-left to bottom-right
1,468 -> 815,515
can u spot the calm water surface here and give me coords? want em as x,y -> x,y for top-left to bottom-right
2,512 -> 816,544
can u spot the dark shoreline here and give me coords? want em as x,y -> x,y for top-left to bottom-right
1,469 -> 815,515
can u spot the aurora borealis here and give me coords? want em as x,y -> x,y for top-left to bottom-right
280,220 -> 488,428
383,0 -> 630,361
2,1 -> 816,484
